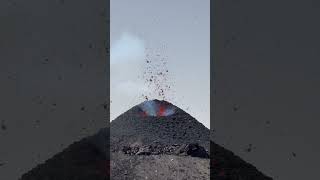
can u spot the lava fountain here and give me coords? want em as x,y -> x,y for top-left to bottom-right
138,99 -> 176,117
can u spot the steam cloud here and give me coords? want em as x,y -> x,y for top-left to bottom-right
111,32 -> 145,65
110,33 -> 150,120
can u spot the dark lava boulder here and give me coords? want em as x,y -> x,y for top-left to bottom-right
121,143 -> 209,158
175,143 -> 209,158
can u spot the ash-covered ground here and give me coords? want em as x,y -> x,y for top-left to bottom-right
110,99 -> 210,180
20,99 -> 272,179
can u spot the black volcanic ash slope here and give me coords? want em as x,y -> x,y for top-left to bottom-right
110,100 -> 210,180
110,99 -> 210,152
20,99 -> 272,180
20,135 -> 109,180
111,99 -> 272,179
211,141 -> 273,180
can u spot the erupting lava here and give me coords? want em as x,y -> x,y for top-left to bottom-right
138,99 -> 176,117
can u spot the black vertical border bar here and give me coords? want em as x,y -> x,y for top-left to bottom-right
106,0 -> 111,179
210,0 -> 215,177
210,0 -> 212,175
210,0 -> 214,132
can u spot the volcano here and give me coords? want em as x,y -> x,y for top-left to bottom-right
110,100 -> 210,150
20,99 -> 272,180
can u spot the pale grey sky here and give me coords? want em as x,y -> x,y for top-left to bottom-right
110,0 -> 210,128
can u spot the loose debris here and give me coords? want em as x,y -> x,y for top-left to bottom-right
122,143 -> 209,158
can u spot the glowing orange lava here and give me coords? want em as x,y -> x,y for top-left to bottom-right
157,105 -> 166,116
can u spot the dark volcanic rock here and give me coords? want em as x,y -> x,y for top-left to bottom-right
121,143 -> 209,158
112,100 -> 272,179
176,143 -> 209,158
111,99 -> 210,179
20,99 -> 272,180
110,100 -> 210,152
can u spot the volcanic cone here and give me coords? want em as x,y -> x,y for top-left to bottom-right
20,99 -> 272,180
